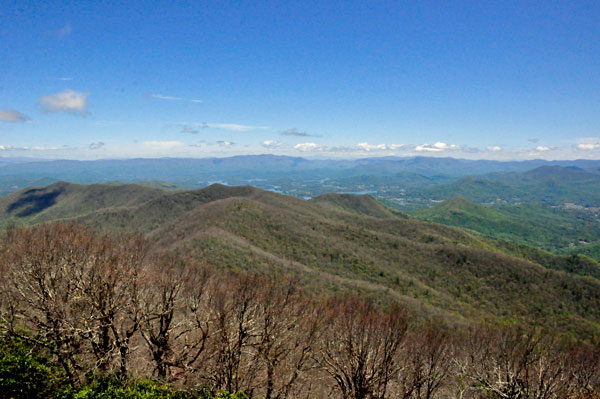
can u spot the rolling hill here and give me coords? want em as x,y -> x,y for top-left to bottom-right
410,196 -> 600,256
309,192 -> 406,218
0,181 -> 166,227
2,181 -> 600,340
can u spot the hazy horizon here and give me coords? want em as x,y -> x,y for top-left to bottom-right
4,153 -> 600,163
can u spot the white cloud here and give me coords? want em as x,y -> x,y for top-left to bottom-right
294,142 -> 322,152
308,142 -> 478,155
487,146 -> 502,152
280,128 -> 320,137
39,89 -> 89,114
30,145 -> 59,151
416,145 -> 439,152
535,146 -> 551,151
181,126 -> 199,134
262,140 -> 283,149
388,144 -> 405,150
577,143 -> 600,150
217,140 -> 235,147
151,94 -> 184,101
204,123 -> 268,131
142,141 -> 185,150
291,142 -> 426,154
89,142 -> 105,150
415,142 -> 459,152
357,142 -> 405,151
357,142 -> 387,151
0,144 -> 62,151
148,93 -> 202,103
0,109 -> 30,122
174,122 -> 269,132
56,77 -> 73,81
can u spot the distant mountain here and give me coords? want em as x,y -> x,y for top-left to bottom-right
2,156 -> 600,197
352,156 -> 600,176
0,156 -> 50,166
414,165 -> 600,206
2,181 -> 600,339
488,165 -> 600,185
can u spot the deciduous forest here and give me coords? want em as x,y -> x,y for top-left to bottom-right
1,223 -> 598,398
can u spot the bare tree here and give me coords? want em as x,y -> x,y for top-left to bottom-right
566,342 -> 600,399
2,222 -> 598,399
201,272 -> 263,394
456,325 -> 573,399
140,255 -> 184,379
0,223 -> 148,384
140,257 -> 213,381
75,232 -> 147,377
254,277 -> 320,399
316,297 -> 409,399
1,224 -> 100,386
394,324 -> 453,399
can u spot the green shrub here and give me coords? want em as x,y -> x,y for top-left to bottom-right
73,379 -> 250,399
197,389 -> 250,399
73,378 -> 192,399
0,336 -> 66,399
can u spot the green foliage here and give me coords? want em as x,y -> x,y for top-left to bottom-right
0,337 -> 249,399
0,181 -> 167,229
3,182 -> 600,339
410,197 -> 600,257
72,379 -> 192,399
0,336 -> 67,399
567,241 -> 600,263
197,389 -> 250,399
69,379 -> 250,399
310,192 -> 407,218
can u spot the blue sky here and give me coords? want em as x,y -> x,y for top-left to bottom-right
1,0 -> 599,160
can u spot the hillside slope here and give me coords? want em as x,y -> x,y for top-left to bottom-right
0,181 -> 165,228
310,192 -> 406,218
2,182 -> 600,339
410,197 -> 600,255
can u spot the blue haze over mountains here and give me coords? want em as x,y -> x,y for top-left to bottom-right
2,155 -> 600,180
2,155 -> 600,207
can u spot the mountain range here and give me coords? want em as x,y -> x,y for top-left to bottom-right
413,165 -> 600,206
2,180 -> 600,340
2,155 -> 600,196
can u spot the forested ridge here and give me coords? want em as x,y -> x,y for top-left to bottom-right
1,223 -> 599,398
1,182 -> 600,397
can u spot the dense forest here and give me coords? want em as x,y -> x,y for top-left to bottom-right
1,223 -> 599,398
